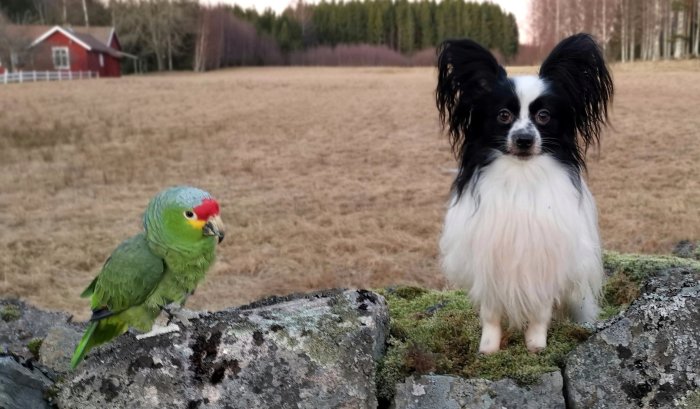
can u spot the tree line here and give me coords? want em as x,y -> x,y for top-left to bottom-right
0,0 -> 519,71
529,0 -> 700,62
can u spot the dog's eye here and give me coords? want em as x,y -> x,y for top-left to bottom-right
535,109 -> 551,125
497,109 -> 514,124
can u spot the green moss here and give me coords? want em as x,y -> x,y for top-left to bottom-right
0,305 -> 21,322
375,252 -> 700,401
27,337 -> 43,359
44,383 -> 62,401
376,342 -> 410,401
602,251 -> 700,282
374,288 -> 591,401
391,286 -> 429,300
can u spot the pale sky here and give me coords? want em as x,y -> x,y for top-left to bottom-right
201,0 -> 532,43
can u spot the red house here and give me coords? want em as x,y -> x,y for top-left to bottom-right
0,25 -> 134,77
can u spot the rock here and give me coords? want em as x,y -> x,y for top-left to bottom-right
392,371 -> 565,409
565,268 -> 700,409
0,299 -> 78,361
56,289 -> 389,409
0,355 -> 53,409
39,326 -> 84,374
672,240 -> 699,260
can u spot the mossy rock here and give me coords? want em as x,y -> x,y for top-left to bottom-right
600,251 -> 700,317
376,251 -> 700,401
0,305 -> 21,322
672,240 -> 700,260
375,288 -> 590,401
602,250 -> 700,282
27,338 -> 43,359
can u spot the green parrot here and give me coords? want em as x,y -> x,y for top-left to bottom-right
70,186 -> 225,369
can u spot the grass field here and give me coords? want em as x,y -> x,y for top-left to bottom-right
1,62 -> 699,319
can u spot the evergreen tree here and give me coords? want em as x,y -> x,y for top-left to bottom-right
417,0 -> 434,49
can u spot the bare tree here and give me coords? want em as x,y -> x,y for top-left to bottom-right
693,0 -> 700,57
0,13 -> 34,71
82,0 -> 90,26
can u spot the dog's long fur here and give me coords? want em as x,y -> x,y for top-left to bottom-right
436,34 -> 613,353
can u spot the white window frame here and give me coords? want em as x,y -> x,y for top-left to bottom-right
52,46 -> 70,69
99,53 -> 104,67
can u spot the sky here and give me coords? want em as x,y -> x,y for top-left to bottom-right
201,0 -> 532,43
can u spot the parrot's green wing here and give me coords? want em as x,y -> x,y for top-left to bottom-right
88,233 -> 165,316
80,276 -> 98,298
71,233 -> 164,369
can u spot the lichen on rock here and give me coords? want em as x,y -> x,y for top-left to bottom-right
565,267 -> 700,408
56,289 -> 389,409
393,371 -> 565,409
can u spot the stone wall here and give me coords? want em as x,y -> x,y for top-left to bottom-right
1,260 -> 698,408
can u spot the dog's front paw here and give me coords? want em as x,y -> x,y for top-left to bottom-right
525,323 -> 548,353
479,324 -> 502,354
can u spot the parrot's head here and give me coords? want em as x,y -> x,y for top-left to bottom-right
143,186 -> 225,251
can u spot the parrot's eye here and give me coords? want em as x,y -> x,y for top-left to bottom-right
184,210 -> 196,220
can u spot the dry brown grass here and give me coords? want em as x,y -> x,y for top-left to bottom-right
1,63 -> 698,319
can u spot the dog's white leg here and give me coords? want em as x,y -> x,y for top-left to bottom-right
567,288 -> 600,323
479,306 -> 502,354
525,307 -> 552,353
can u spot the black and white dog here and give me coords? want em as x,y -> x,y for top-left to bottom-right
437,34 -> 613,354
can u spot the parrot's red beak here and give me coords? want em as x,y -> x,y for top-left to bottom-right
195,199 -> 224,243
203,214 -> 225,243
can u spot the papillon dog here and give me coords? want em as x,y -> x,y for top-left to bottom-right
437,34 -> 613,354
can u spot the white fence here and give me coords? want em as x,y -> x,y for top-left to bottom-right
1,70 -> 99,84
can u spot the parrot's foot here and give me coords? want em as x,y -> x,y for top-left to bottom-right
164,304 -> 201,328
136,323 -> 180,340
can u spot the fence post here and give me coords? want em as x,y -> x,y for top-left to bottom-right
3,71 -> 6,84
33,71 -> 36,82
19,71 -> 23,83
46,71 -> 49,82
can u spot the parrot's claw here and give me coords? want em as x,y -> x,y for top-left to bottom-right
136,323 -> 180,340
164,304 -> 200,328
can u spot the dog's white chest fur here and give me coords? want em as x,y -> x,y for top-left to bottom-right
440,154 -> 603,327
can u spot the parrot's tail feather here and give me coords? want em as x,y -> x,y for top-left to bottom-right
70,321 -> 97,369
70,318 -> 128,369
90,308 -> 115,321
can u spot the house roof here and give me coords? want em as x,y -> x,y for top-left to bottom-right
78,26 -> 114,46
71,31 -> 121,57
7,24 -> 134,59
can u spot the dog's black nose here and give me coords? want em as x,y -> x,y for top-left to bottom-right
514,133 -> 535,149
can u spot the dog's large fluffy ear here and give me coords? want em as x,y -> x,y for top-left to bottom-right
539,33 -> 613,151
436,39 -> 505,157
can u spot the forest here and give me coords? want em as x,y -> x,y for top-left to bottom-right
1,0 -> 518,71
